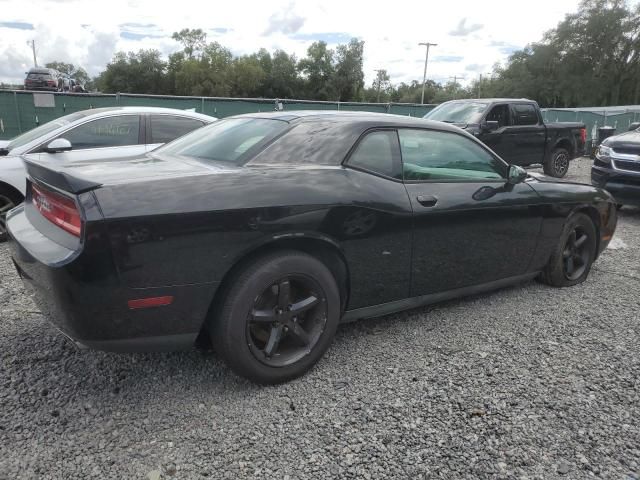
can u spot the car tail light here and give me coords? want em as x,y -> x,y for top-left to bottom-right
580,127 -> 587,143
31,183 -> 82,237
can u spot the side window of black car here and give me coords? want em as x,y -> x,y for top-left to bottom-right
60,116 -> 140,150
399,129 -> 507,182
485,104 -> 510,128
512,104 -> 539,126
347,130 -> 400,179
150,115 -> 206,144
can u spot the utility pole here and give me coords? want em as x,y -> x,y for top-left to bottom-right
448,75 -> 465,99
374,69 -> 383,103
478,74 -> 482,98
29,40 -> 38,67
419,42 -> 437,104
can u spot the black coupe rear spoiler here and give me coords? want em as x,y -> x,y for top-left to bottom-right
24,159 -> 102,194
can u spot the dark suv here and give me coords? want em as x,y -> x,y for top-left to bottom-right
591,123 -> 640,206
24,68 -> 60,92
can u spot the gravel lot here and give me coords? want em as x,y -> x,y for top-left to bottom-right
1,157 -> 639,480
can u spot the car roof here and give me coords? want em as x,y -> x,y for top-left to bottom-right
230,110 -> 460,132
74,106 -> 215,122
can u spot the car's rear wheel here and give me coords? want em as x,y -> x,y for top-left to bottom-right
0,188 -> 23,243
544,147 -> 570,178
210,250 -> 341,384
539,213 -> 597,287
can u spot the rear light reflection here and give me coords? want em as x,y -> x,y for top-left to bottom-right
31,183 -> 82,237
580,127 -> 587,144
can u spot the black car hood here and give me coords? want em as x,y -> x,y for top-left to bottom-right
602,130 -> 640,153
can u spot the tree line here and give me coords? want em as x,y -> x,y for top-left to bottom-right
40,0 -> 640,107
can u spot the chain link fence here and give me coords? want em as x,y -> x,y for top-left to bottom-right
0,90 -> 436,140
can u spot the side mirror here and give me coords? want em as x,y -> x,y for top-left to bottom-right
507,165 -> 527,184
44,138 -> 72,153
628,122 -> 640,132
482,120 -> 499,132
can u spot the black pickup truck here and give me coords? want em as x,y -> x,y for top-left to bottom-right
424,99 -> 587,178
591,123 -> 640,207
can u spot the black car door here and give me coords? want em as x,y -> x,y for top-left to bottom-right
399,127 -> 543,297
505,103 -> 547,165
340,129 -> 414,308
477,103 -> 512,160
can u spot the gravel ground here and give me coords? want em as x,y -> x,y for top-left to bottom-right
1,157 -> 639,480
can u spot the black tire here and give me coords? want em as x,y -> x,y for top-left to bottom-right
210,250 -> 341,384
0,187 -> 23,243
543,147 -> 570,178
538,213 -> 597,287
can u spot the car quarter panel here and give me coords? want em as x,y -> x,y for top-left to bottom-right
94,166 -> 414,310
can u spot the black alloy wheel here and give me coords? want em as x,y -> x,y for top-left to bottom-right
247,275 -> 327,367
211,250 -> 341,384
562,226 -> 590,281
539,212 -> 596,288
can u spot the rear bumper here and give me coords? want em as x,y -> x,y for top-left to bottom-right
591,164 -> 640,206
7,205 -> 216,352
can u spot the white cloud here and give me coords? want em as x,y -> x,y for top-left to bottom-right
0,0 -> 583,88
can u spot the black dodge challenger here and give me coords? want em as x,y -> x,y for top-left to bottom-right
7,111 -> 617,383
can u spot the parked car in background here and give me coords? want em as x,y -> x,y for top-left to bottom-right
591,122 -> 640,207
7,111 -> 617,384
24,68 -> 61,92
424,99 -> 587,178
0,106 -> 216,241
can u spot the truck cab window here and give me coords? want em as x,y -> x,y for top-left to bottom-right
512,104 -> 539,126
486,105 -> 511,128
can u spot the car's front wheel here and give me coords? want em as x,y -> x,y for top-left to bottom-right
543,147 -> 571,178
539,213 -> 597,287
211,250 -> 341,384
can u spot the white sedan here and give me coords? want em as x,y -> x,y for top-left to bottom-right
0,106 -> 216,241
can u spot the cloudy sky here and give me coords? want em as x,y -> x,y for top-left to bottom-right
0,0 -> 583,88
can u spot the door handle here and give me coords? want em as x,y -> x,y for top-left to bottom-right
416,195 -> 438,207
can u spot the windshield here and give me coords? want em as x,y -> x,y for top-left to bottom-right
424,102 -> 489,124
156,117 -> 290,163
7,111 -> 90,151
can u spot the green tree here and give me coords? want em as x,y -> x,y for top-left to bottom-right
98,49 -> 167,94
333,39 -> 365,101
171,28 -> 207,59
299,41 -> 336,99
268,50 -> 300,98
230,55 -> 265,97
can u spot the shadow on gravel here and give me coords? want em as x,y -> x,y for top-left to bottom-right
2,278 -> 535,406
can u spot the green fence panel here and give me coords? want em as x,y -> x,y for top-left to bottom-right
0,91 -> 22,140
388,104 -> 436,117
206,98 -> 276,117
542,107 -> 640,144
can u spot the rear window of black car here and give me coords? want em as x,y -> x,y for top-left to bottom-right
156,118 -> 289,164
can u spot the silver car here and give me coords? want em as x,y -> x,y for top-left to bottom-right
0,106 -> 216,241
